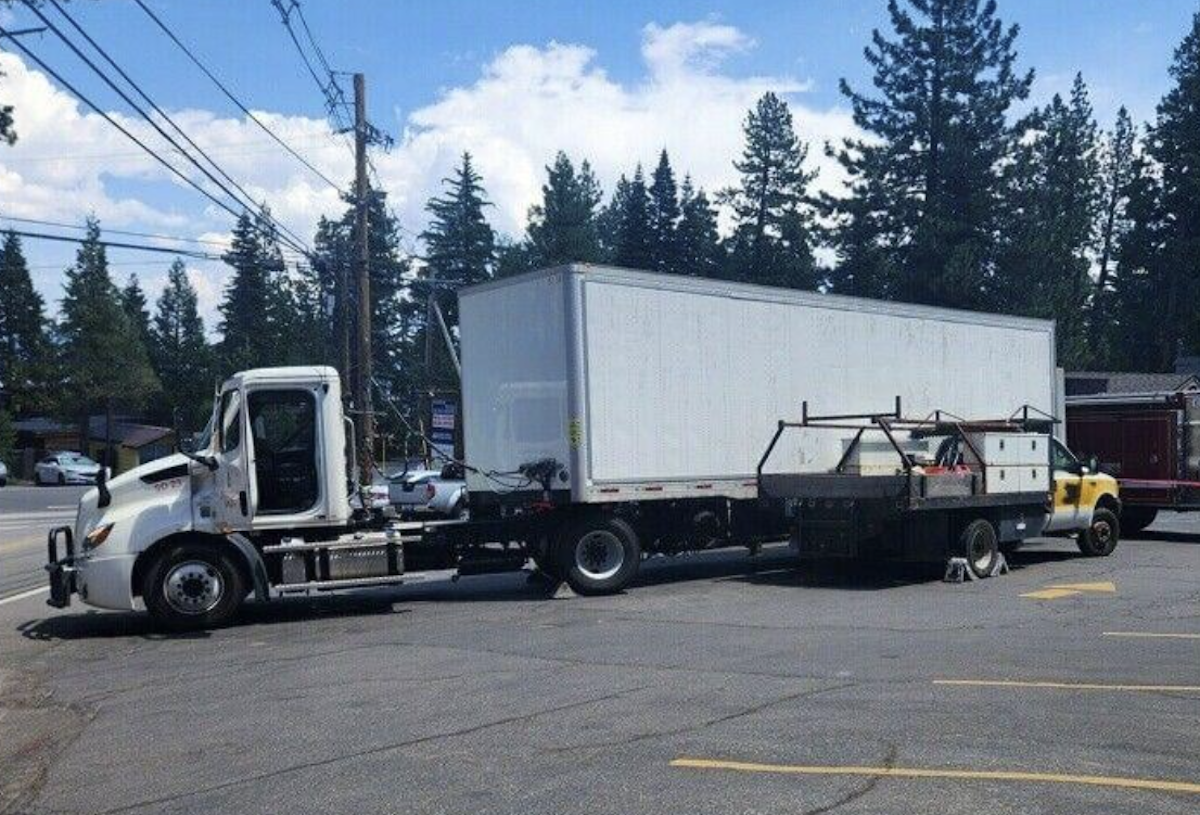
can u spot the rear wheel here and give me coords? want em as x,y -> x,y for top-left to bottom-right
1078,508 -> 1119,557
142,542 -> 246,630
960,518 -> 999,579
1120,507 -> 1157,536
557,515 -> 641,595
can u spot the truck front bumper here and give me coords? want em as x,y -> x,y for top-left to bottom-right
46,525 -> 76,608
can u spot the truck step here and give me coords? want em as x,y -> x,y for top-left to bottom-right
274,574 -> 410,594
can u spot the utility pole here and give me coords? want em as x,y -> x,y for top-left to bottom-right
353,72 -> 374,484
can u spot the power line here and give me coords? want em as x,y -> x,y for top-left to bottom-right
28,1 -> 312,258
0,134 -> 341,164
5,228 -> 224,260
133,0 -> 345,194
0,213 -> 232,247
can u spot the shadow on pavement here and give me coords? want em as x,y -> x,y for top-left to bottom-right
1137,530 -> 1200,544
16,592 -> 413,642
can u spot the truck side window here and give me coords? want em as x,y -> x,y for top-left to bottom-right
1051,439 -> 1077,471
248,389 -> 319,514
220,390 -> 241,453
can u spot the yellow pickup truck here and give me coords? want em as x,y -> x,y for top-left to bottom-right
1043,437 -> 1121,556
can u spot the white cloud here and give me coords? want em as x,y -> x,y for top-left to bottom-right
0,21 -> 861,328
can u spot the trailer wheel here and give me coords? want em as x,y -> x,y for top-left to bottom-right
1077,508 -> 1120,557
558,515 -> 641,595
1120,507 -> 1156,536
142,542 -> 246,630
960,519 -> 999,579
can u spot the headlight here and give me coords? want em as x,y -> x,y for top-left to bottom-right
84,522 -> 115,550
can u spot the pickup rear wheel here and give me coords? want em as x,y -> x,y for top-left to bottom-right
960,519 -> 999,579
1077,508 -> 1120,557
143,542 -> 246,630
557,515 -> 641,595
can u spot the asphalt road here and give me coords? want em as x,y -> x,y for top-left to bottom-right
1,521 -> 1198,815
0,485 -> 86,599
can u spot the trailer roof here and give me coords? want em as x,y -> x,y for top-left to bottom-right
460,263 -> 1056,334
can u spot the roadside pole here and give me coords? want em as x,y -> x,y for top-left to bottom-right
354,73 -> 374,484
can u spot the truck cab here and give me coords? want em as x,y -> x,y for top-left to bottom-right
1043,437 -> 1122,556
45,367 -> 382,628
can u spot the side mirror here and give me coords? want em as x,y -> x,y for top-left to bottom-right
1087,455 -> 1099,474
179,433 -> 197,455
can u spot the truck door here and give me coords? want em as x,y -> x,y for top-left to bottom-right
246,388 -> 321,518
214,387 -> 255,531
1045,438 -> 1083,533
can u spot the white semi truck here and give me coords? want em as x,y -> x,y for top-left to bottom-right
46,265 -> 1114,629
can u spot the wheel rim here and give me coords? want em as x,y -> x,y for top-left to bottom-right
1092,520 -> 1113,546
163,560 -> 224,615
969,530 -> 994,573
575,530 -> 624,581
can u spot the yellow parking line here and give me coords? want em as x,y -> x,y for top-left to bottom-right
1103,631 -> 1200,641
934,679 -> 1200,693
1020,588 -> 1081,599
670,757 -> 1200,796
1048,581 -> 1116,593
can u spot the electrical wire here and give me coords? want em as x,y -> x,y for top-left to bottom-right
0,213 -> 232,248
133,0 -> 345,194
28,1 -> 312,258
370,376 -> 533,491
3,228 -> 224,260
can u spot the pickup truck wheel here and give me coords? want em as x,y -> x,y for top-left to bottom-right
1120,507 -> 1156,536
143,543 -> 246,630
1077,508 -> 1119,557
960,519 -> 999,579
558,515 -> 641,595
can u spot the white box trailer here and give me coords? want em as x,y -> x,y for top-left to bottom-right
459,264 -> 1058,504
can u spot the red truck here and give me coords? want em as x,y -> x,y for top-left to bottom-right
1066,391 -> 1200,533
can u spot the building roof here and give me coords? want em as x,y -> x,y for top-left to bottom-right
1065,371 -> 1200,397
15,416 -> 174,449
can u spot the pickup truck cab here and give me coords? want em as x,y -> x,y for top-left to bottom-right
1043,438 -> 1122,556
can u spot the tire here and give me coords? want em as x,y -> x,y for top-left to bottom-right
1077,508 -> 1120,557
1120,507 -> 1157,536
557,514 -> 641,596
57,472 -> 65,486
142,542 -> 247,630
960,518 -> 999,579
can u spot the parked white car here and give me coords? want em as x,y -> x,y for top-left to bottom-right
0,459 -> 8,487
35,452 -> 106,485
388,467 -> 468,518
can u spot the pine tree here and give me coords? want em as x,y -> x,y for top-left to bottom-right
1138,10 -> 1200,369
120,274 -> 153,349
995,75 -> 1099,367
150,259 -> 213,428
0,63 -> 14,146
1108,156 -> 1170,370
1090,106 -> 1137,356
0,408 -> 14,472
526,152 -> 603,266
830,0 -> 1033,308
415,152 -> 496,381
421,153 -> 495,298
723,92 -> 819,288
648,150 -> 681,273
0,231 -> 51,414
597,174 -> 632,263
216,210 -> 302,373
676,177 -> 723,278
614,165 -> 653,269
58,218 -> 157,447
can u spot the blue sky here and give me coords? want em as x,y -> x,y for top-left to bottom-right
0,0 -> 1195,327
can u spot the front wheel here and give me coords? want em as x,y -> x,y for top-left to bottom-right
557,515 -> 641,595
142,542 -> 247,630
1077,508 -> 1120,557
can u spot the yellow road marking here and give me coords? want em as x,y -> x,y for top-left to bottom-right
934,679 -> 1200,693
1020,588 -> 1081,599
670,757 -> 1200,796
1103,631 -> 1200,640
1048,581 -> 1116,593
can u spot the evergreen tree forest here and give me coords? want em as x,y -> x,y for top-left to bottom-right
4,0 -> 1200,469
